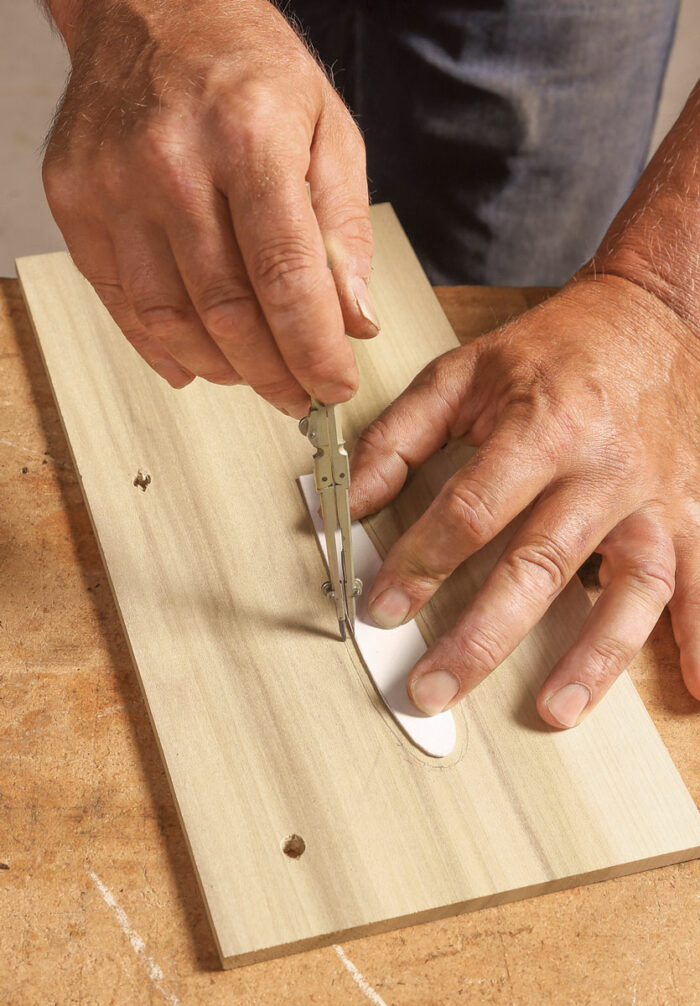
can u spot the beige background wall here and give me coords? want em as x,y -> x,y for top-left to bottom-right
0,1 -> 698,277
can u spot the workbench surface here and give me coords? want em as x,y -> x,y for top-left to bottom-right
1,277 -> 697,1005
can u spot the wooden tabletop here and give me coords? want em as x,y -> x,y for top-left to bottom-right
1,277 -> 698,1005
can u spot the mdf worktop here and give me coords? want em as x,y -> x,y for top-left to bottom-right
0,276 -> 697,1005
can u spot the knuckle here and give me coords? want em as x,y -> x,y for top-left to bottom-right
500,361 -> 582,440
231,83 -> 285,128
425,350 -> 463,417
91,280 -> 128,312
42,157 -> 73,212
128,118 -> 206,200
670,569 -> 700,614
251,238 -> 323,305
395,553 -> 445,593
440,482 -> 498,546
89,148 -> 129,206
131,296 -> 191,332
322,196 -> 372,249
198,286 -> 258,337
141,118 -> 184,155
587,635 -> 631,683
161,160 -> 208,206
355,416 -> 396,462
627,561 -> 675,607
144,135 -> 206,205
504,535 -> 571,600
351,417 -> 406,502
352,221 -> 374,265
542,403 -> 587,457
199,365 -> 239,385
219,85 -> 301,162
423,350 -> 451,387
333,213 -> 374,269
500,359 -> 545,412
454,622 -> 505,673
252,375 -> 306,405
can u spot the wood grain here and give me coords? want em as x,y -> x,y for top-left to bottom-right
16,204 -> 700,969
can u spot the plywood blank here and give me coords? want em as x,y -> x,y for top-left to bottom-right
17,205 -> 700,969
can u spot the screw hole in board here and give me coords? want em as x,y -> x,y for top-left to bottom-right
282,834 -> 306,859
133,469 -> 152,492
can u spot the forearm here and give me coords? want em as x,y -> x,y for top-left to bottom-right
589,81 -> 700,336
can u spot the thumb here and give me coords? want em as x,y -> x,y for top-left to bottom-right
308,97 -> 380,340
349,344 -> 481,518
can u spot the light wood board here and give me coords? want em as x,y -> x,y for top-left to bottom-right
17,205 -> 700,969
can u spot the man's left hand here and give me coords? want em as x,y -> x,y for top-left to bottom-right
349,275 -> 700,727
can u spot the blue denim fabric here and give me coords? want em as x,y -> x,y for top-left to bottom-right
291,0 -> 679,285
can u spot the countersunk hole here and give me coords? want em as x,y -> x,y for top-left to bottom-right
133,470 -> 152,492
282,834 -> 306,859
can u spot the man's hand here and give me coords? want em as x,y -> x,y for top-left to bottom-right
41,0 -> 378,416
350,277 -> 700,725
350,82 -> 700,727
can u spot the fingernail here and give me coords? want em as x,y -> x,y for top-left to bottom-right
282,401 -> 310,420
352,277 -> 380,332
369,586 -> 411,628
545,682 -> 592,728
410,670 -> 460,716
151,359 -> 192,388
315,381 -> 356,405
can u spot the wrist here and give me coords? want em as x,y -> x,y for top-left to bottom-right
568,270 -> 700,368
580,246 -> 700,343
584,83 -> 700,341
45,0 -> 302,64
43,0 -> 86,54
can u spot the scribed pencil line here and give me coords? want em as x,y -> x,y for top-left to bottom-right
88,870 -> 180,1006
334,945 -> 389,1006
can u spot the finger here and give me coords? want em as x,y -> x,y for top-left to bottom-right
308,98 -> 379,340
226,130 -> 359,404
349,344 -> 482,518
538,513 -> 675,727
63,222 -> 194,389
163,188 -> 310,417
112,222 -> 240,385
406,481 -> 621,715
668,536 -> 700,700
366,419 -> 557,628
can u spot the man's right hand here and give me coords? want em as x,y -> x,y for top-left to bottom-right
42,0 -> 378,417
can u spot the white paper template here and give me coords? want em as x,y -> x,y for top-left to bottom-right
299,474 -> 456,757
